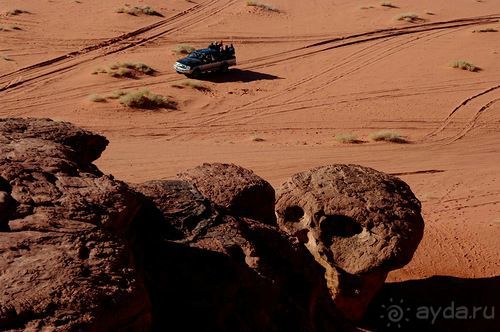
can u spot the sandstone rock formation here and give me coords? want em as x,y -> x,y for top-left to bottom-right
134,165 -> 344,331
0,118 -> 150,330
0,118 -> 424,331
178,162 -> 276,224
275,164 -> 425,321
0,119 -> 350,331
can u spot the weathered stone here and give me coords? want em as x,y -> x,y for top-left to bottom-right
0,229 -> 150,331
132,179 -> 217,241
276,164 -> 424,320
0,118 -> 150,330
0,117 -> 108,165
178,163 -> 276,225
134,179 -> 345,332
0,118 -> 424,331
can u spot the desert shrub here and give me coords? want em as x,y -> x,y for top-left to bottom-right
6,9 -> 29,16
92,62 -> 155,78
106,90 -> 128,99
335,133 -> 361,144
88,94 -> 107,102
472,28 -> 498,33
119,89 -> 177,109
395,13 -> 421,22
89,89 -> 175,109
381,2 -> 398,8
116,6 -> 162,16
369,131 -> 407,143
450,61 -> 479,72
141,6 -> 161,16
109,67 -> 134,78
173,44 -> 195,55
0,55 -> 13,61
246,1 -> 279,12
360,6 -> 374,9
250,132 -> 265,142
0,25 -> 21,31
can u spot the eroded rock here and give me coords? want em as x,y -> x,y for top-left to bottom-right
276,164 -> 424,320
134,176 -> 345,332
0,118 -> 150,330
0,118 -> 423,331
178,163 -> 276,225
0,117 -> 108,165
0,119 -> 347,332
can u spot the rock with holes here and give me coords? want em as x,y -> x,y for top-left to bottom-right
275,164 -> 424,320
0,117 -> 347,332
134,174 -> 346,332
178,162 -> 276,225
0,118 -> 150,330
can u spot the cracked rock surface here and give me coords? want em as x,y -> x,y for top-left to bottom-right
0,118 -> 150,331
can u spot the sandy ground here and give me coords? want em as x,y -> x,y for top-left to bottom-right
1,0 -> 499,327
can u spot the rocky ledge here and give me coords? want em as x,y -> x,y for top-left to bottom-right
0,118 -> 424,331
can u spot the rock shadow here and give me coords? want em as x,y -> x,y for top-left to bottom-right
361,275 -> 500,331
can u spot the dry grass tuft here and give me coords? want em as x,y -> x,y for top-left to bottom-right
381,2 -> 398,8
395,13 -> 422,22
173,44 -> 196,55
88,94 -> 107,102
92,62 -> 155,78
450,61 -> 480,72
105,90 -> 128,99
369,131 -> 408,143
6,9 -> 29,16
472,27 -> 498,33
0,55 -> 13,61
335,133 -> 363,144
89,89 -> 176,109
118,89 -> 177,109
116,6 -> 163,16
246,1 -> 280,12
0,25 -> 22,32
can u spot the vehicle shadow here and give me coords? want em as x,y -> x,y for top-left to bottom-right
361,275 -> 500,331
198,69 -> 282,83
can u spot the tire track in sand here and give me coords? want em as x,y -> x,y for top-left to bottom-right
0,0 -> 237,93
423,84 -> 500,143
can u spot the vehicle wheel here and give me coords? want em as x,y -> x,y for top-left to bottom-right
191,68 -> 201,78
219,63 -> 229,73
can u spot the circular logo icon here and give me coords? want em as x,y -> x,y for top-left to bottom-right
380,298 -> 411,328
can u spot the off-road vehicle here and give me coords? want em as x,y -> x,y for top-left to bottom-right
174,42 -> 236,77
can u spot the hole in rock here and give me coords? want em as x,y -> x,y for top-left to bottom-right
283,205 -> 304,223
320,215 -> 362,245
78,246 -> 90,260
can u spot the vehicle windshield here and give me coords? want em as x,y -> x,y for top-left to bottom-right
187,51 -> 202,58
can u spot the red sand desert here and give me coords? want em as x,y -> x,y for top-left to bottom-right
1,0 -> 499,329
